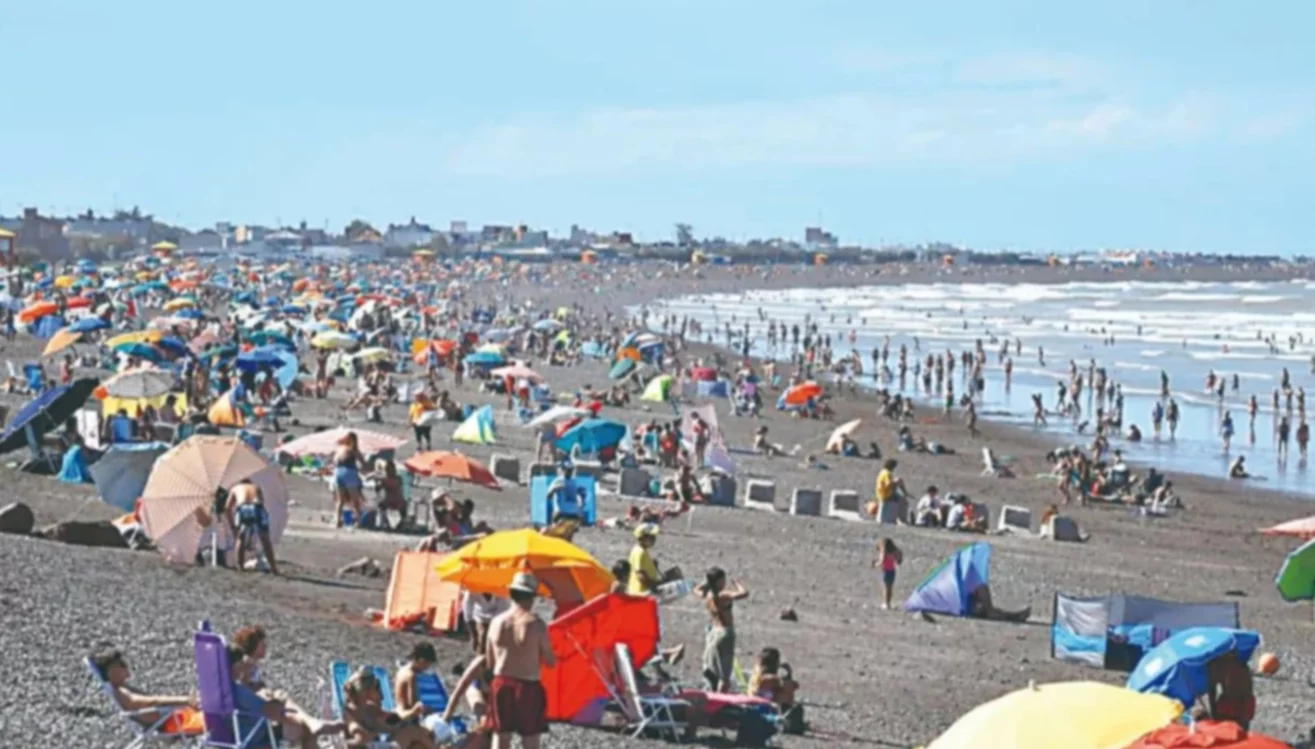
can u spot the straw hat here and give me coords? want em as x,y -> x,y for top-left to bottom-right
509,572 -> 539,595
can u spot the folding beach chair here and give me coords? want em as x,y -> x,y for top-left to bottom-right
193,630 -> 279,749
326,661 -> 403,749
85,657 -> 202,749
614,643 -> 689,741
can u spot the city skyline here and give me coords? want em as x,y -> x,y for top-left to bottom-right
6,1 -> 1314,255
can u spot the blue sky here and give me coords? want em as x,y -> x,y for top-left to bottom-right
6,1 -> 1313,254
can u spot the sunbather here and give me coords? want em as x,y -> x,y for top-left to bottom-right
396,643 -> 472,745
965,584 -> 1031,623
232,625 -> 323,729
748,647 -> 804,735
89,649 -> 204,736
342,667 -> 438,749
224,645 -> 342,749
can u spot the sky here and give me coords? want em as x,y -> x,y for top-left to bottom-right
5,1 -> 1314,254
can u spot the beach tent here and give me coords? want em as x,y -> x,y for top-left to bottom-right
903,542 -> 992,617
1050,592 -> 1240,670
453,404 -> 496,444
542,593 -> 660,722
640,374 -> 673,402
380,550 -> 462,633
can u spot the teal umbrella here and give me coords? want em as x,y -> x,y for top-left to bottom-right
1276,537 -> 1315,601
608,359 -> 636,380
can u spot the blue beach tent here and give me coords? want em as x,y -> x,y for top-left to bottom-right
903,542 -> 992,616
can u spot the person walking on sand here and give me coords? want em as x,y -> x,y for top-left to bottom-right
485,573 -> 555,749
696,567 -> 749,693
872,538 -> 903,610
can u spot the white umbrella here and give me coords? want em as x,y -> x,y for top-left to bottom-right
103,369 -> 176,399
524,405 -> 590,429
139,436 -> 289,565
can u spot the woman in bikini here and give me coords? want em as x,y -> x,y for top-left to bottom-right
333,432 -> 365,528
695,567 -> 749,693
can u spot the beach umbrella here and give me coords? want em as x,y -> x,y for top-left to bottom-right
525,405 -> 590,429
139,436 -> 289,565
41,327 -> 83,357
17,300 -> 58,323
247,330 -> 295,351
311,331 -> 358,350
102,369 -> 176,399
434,528 -> 613,600
453,405 -> 497,445
1124,720 -> 1291,749
608,358 -> 637,380
555,418 -> 626,454
489,364 -> 544,383
1126,627 -> 1261,708
68,317 -> 109,334
32,315 -> 68,340
235,347 -> 285,373
276,426 -> 406,457
533,319 -> 562,332
199,344 -> 239,364
114,342 -> 164,363
464,350 -> 505,366
783,381 -> 823,406
403,451 -> 501,490
826,419 -> 862,453
89,442 -> 170,512
163,298 -> 196,312
106,330 -> 163,349
270,349 -> 299,389
925,681 -> 1180,749
1259,515 -> 1315,539
352,347 -> 392,364
0,378 -> 99,455
1275,537 -> 1315,602
175,308 -> 204,320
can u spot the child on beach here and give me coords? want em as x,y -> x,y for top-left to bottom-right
872,538 -> 903,610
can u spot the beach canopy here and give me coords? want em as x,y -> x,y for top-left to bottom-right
1274,537 -> 1315,602
555,417 -> 626,455
1124,720 -> 1291,749
0,377 -> 99,455
640,374 -> 673,402
1050,592 -> 1240,671
925,681 -> 1180,749
542,593 -> 660,722
403,451 -> 501,490
277,426 -> 406,457
1126,627 -> 1261,709
89,442 -> 170,512
904,542 -> 991,617
1259,515 -> 1315,539
452,405 -> 496,445
433,529 -> 613,603
139,436 -> 289,564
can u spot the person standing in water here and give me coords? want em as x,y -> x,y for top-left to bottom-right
1166,399 -> 1180,441
1220,411 -> 1235,453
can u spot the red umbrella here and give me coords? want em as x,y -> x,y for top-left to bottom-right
1259,515 -> 1315,539
403,451 -> 501,490
784,380 -> 822,406
1124,721 -> 1292,749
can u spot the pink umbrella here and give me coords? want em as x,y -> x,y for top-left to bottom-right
489,364 -> 543,382
276,426 -> 407,457
1260,515 -> 1315,539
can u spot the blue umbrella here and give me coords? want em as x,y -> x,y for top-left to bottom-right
199,344 -> 238,363
68,317 -> 109,334
114,342 -> 163,362
1126,627 -> 1261,708
555,418 -> 627,454
89,442 -> 170,511
76,259 -> 97,273
282,304 -> 307,315
464,350 -> 506,366
32,315 -> 68,340
248,331 -> 295,351
157,336 -> 190,355
0,377 -> 99,455
235,347 -> 285,372
175,308 -> 204,320
271,349 -> 300,388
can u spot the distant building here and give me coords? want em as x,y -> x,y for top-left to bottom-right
481,224 -> 514,243
805,226 -> 838,250
384,217 -> 435,248
2,208 -> 70,259
450,220 -> 468,235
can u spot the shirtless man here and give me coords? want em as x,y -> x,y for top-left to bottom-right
225,478 -> 279,575
485,573 -> 555,749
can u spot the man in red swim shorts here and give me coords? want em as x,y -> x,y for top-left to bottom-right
485,572 -> 556,749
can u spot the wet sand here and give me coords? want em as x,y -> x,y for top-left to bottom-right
3,260 -> 1314,748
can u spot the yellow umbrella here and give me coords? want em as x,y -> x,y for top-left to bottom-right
54,275 -> 76,289
310,331 -> 357,350
151,241 -> 178,253
106,330 -> 164,349
163,298 -> 196,312
923,681 -> 1181,749
43,327 -> 83,357
434,528 -> 613,601
352,347 -> 391,364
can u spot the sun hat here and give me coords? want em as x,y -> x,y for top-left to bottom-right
634,523 -> 660,539
509,572 -> 539,595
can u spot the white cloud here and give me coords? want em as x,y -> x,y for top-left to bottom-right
955,52 -> 1108,90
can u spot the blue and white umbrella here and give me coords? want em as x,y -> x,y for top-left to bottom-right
1126,626 -> 1260,708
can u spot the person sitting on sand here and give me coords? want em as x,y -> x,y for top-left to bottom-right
749,647 -> 804,735
945,494 -> 987,533
89,649 -> 205,736
753,425 -> 787,458
913,485 -> 946,527
342,667 -> 437,749
965,584 -> 1031,623
1228,456 -> 1250,479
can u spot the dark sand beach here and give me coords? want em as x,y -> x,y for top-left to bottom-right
3,260 -> 1313,748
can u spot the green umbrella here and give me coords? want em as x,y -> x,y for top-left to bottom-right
1275,537 -> 1315,602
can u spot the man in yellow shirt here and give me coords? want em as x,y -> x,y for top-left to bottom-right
408,392 -> 434,451
873,459 -> 905,520
627,524 -> 662,596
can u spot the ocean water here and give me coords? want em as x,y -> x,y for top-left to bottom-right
646,279 -> 1315,497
